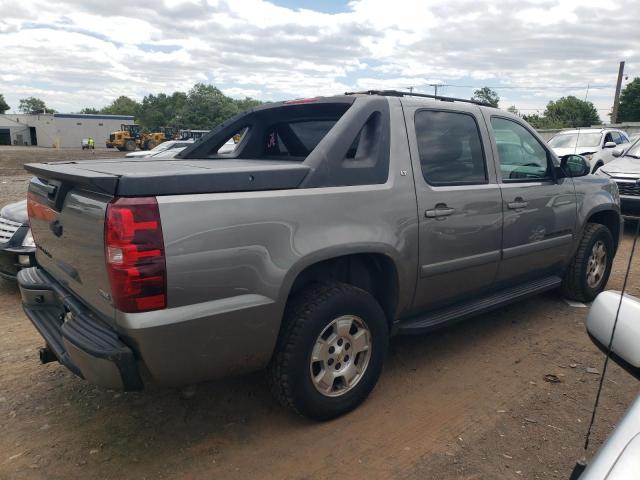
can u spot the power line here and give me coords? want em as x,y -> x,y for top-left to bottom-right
415,83 -> 611,91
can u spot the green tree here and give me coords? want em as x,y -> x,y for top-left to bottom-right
179,84 -> 243,129
101,96 -> 140,117
79,107 -> 100,114
471,87 -> 500,107
522,113 -> 565,129
235,96 -> 262,113
137,91 -> 189,130
543,96 -> 600,128
618,77 -> 640,122
93,85 -> 261,131
18,97 -> 54,114
0,94 -> 9,114
506,105 -> 520,116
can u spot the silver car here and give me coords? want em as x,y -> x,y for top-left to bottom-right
597,136 -> 640,215
548,128 -> 630,173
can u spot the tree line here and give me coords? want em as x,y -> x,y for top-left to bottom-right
0,84 -> 262,131
1,78 -> 639,131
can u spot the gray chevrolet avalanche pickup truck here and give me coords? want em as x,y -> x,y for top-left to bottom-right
18,91 -> 621,420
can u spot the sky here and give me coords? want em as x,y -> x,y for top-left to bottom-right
0,0 -> 638,121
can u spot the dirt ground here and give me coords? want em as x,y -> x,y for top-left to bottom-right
1,148 -> 639,479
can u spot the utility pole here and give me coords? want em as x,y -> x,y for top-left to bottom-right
611,61 -> 625,124
428,83 -> 439,96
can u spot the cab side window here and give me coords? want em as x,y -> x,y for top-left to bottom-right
490,117 -> 551,182
415,110 -> 487,186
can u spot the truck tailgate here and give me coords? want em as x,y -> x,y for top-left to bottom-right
27,176 -> 115,320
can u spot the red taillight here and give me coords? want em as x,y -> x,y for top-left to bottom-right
105,197 -> 166,313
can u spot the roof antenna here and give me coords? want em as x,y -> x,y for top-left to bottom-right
570,219 -> 640,478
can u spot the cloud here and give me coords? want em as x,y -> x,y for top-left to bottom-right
0,0 -> 637,117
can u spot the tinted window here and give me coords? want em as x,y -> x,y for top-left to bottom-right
491,117 -> 551,181
289,121 -> 336,152
415,110 -> 487,186
263,120 -> 340,158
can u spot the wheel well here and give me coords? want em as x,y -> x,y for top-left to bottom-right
588,210 -> 620,250
289,253 -> 399,328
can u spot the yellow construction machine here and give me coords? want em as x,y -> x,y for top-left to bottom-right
106,124 -> 142,151
106,125 -> 176,151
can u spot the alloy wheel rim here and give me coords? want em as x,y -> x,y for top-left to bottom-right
309,315 -> 372,397
586,240 -> 607,289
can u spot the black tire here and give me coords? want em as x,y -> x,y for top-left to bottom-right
146,140 -> 158,150
562,223 -> 614,302
268,282 -> 388,421
124,140 -> 136,151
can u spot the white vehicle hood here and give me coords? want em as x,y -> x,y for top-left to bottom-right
601,157 -> 640,176
124,150 -> 154,158
551,147 -> 599,157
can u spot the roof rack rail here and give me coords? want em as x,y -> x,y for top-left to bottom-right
344,89 -> 493,107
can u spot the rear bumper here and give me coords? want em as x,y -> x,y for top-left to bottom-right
18,267 -> 282,388
17,267 -> 143,391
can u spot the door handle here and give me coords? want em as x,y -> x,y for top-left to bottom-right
425,204 -> 455,218
508,197 -> 528,210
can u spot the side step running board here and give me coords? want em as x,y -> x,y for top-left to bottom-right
396,276 -> 562,335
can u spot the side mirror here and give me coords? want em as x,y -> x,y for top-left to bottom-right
560,154 -> 590,177
612,148 -> 624,158
586,291 -> 640,380
604,141 -> 617,149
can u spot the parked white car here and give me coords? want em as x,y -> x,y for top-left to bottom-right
548,128 -> 630,173
124,140 -> 194,158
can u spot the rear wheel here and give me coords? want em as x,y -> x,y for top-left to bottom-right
562,223 -> 614,302
124,140 -> 137,151
146,140 -> 158,150
268,282 -> 388,421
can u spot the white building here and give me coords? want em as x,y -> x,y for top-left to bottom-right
0,113 -> 134,148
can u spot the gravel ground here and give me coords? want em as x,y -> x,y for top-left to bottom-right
0,148 -> 638,479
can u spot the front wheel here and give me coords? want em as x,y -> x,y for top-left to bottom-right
562,223 -> 614,302
268,282 -> 388,421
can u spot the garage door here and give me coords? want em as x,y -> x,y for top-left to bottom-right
0,129 -> 10,145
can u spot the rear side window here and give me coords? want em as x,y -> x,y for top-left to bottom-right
415,110 -> 487,186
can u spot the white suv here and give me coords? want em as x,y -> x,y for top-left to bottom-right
548,128 -> 629,172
